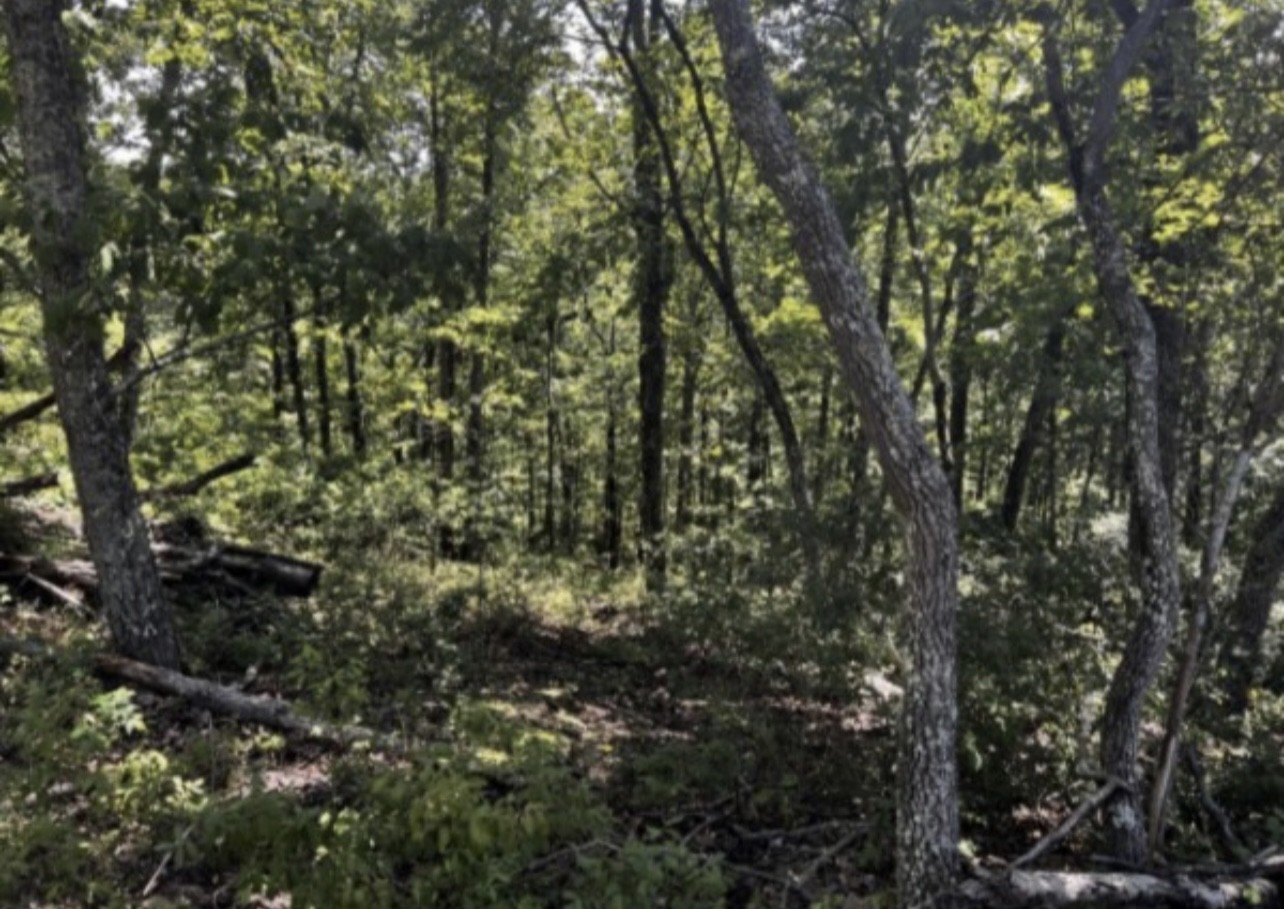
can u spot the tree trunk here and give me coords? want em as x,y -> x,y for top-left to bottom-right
462,99 -> 497,562
313,299 -> 333,459
603,387 -> 622,568
463,351 -> 485,558
430,70 -> 457,557
1182,323 -> 1211,546
675,345 -> 699,533
559,416 -> 577,554
1042,4 -> 1184,861
948,247 -> 977,510
746,393 -> 767,493
1219,482 -> 1284,715
1002,318 -> 1066,531
631,0 -> 669,593
271,328 -> 286,419
343,330 -> 366,458
1149,337 -> 1284,851
710,5 -> 961,905
3,0 -> 180,669
543,307 -> 558,551
813,366 -> 833,507
281,291 -> 310,451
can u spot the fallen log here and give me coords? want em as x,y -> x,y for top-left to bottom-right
93,653 -> 397,751
958,862 -> 1282,908
143,453 -> 257,500
154,543 -> 322,597
0,471 -> 58,497
0,541 -> 322,603
0,553 -> 98,591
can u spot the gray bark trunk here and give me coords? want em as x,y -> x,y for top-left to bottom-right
709,4 -> 960,906
3,0 -> 180,668
1041,0 -> 1183,862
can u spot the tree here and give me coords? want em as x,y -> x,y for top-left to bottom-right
3,0 -> 180,668
708,3 -> 961,906
1041,0 -> 1184,862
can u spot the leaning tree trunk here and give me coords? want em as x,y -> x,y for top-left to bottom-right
1042,0 -> 1183,862
709,5 -> 961,906
3,0 -> 180,668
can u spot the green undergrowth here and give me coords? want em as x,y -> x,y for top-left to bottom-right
2,486 -> 1282,907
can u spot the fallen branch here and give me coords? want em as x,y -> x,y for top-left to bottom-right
163,543 -> 322,597
1012,778 -> 1127,869
94,653 -> 400,752
794,825 -> 868,887
0,471 -> 58,497
143,453 -> 256,500
0,540 -> 322,602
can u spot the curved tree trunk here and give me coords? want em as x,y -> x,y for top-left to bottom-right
709,5 -> 961,906
1042,0 -> 1183,862
4,0 -> 180,669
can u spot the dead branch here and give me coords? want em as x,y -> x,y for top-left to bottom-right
143,453 -> 257,500
1012,779 -> 1127,869
0,471 -> 58,498
93,653 -> 401,752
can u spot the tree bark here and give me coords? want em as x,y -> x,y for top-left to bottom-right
430,70 -> 457,557
675,344 -> 699,533
1149,337 -> 1284,854
629,0 -> 670,592
1002,316 -> 1067,531
343,330 -> 366,458
948,249 -> 978,510
1219,481 -> 1284,714
3,0 -> 180,669
603,384 -> 622,568
313,299 -> 333,459
958,865 -> 1282,908
1042,0 -> 1183,862
709,5 -> 961,906
281,290 -> 310,451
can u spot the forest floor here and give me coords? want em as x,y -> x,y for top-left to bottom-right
1,503 -> 936,908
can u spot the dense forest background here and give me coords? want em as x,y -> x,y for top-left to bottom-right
1,0 -> 1283,906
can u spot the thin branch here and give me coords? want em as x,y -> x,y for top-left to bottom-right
1012,779 -> 1126,869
